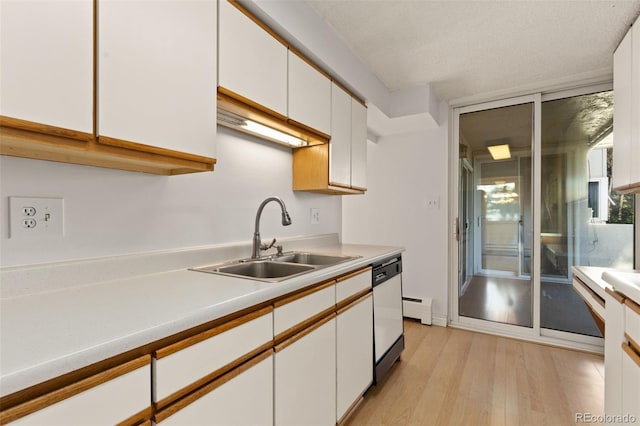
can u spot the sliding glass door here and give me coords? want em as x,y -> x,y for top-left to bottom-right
452,87 -> 635,347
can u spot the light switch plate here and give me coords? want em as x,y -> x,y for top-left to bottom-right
9,197 -> 64,238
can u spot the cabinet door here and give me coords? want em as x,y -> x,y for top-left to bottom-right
621,343 -> 640,420
218,0 -> 287,117
613,28 -> 633,190
98,0 -> 217,158
158,353 -> 273,426
631,21 -> 640,186
288,51 -> 331,135
11,358 -> 150,425
337,294 -> 373,422
330,83 -> 352,188
0,0 -> 93,133
275,316 -> 336,426
350,98 -> 368,190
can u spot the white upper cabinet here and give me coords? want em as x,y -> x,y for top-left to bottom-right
613,16 -> 640,193
288,51 -> 331,135
98,0 -> 217,158
329,83 -> 368,191
351,98 -> 368,190
330,83 -> 353,188
218,0 -> 287,117
0,0 -> 93,133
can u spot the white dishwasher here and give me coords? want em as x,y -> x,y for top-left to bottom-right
372,255 -> 404,383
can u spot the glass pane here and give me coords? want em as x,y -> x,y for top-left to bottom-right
458,102 -> 533,328
540,90 -> 634,337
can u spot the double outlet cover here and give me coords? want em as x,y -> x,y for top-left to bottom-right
9,197 -> 64,239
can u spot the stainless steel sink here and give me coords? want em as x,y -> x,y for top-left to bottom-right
272,252 -> 355,266
190,251 -> 359,282
193,261 -> 315,282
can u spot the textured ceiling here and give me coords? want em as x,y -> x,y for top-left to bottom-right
306,0 -> 640,101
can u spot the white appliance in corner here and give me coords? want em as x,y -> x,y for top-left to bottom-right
372,255 -> 404,383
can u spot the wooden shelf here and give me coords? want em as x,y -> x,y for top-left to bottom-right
292,144 -> 365,195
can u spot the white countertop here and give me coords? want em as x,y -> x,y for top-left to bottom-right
602,269 -> 640,305
572,266 -> 615,300
0,238 -> 402,397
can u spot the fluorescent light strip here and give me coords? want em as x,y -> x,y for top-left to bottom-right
242,120 -> 307,147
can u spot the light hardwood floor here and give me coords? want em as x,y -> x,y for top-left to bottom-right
346,320 -> 604,426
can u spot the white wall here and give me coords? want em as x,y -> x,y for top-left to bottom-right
342,101 -> 449,320
0,127 -> 341,267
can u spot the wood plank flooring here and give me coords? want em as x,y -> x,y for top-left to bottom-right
345,320 -> 604,426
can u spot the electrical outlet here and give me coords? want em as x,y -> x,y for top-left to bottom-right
9,197 -> 64,238
426,196 -> 440,210
311,208 -> 320,224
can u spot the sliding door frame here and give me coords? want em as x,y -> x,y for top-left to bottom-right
449,84 -> 612,353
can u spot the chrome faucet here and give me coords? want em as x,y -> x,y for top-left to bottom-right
252,196 -> 292,258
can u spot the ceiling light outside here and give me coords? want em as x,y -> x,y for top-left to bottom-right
487,144 -> 511,160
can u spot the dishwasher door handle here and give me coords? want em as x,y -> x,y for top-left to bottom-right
375,272 -> 387,282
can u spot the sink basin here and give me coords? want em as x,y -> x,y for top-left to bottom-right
193,261 -> 315,282
191,251 -> 359,282
273,252 -> 355,266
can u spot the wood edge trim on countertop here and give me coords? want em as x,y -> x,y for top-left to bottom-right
605,287 -> 626,304
624,298 -> 640,315
154,341 -> 273,412
274,305 -> 337,345
336,266 -> 372,283
273,279 -> 335,308
155,306 -> 273,359
0,355 -> 151,425
574,276 -> 605,308
621,340 -> 640,368
336,291 -> 372,315
97,136 -> 217,166
154,349 -> 273,423
0,115 -> 93,143
275,312 -> 336,352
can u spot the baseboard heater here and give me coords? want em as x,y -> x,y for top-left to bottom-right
402,297 -> 432,325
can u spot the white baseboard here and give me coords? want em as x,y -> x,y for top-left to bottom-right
402,297 -> 432,325
431,315 -> 448,327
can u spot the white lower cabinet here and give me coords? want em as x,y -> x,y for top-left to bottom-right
337,294 -> 373,422
9,357 -> 151,426
157,351 -> 273,426
275,316 -> 337,426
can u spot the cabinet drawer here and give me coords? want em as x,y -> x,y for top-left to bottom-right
274,282 -> 335,339
156,351 -> 273,426
155,307 -> 273,405
5,356 -> 151,425
336,268 -> 371,304
625,299 -> 640,348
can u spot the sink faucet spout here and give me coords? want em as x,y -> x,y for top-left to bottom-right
252,196 -> 292,258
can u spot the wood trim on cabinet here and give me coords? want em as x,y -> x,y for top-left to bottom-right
574,277 -> 605,309
117,407 -> 154,426
626,332 -> 640,354
336,290 -> 372,314
275,312 -> 336,352
273,279 -> 335,308
336,266 -> 372,283
0,356 -> 151,425
582,302 -> 605,337
154,341 -> 274,411
1,116 -> 216,175
226,0 -> 288,47
154,349 -> 273,423
621,341 -> 640,368
605,287 -> 626,304
292,144 -> 365,195
155,306 -> 273,359
624,298 -> 640,315
288,47 -> 333,81
97,136 -> 216,165
274,305 -> 337,346
218,88 -> 329,146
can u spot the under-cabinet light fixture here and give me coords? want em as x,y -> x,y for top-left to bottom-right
487,144 -> 511,160
216,109 -> 308,148
242,120 -> 307,147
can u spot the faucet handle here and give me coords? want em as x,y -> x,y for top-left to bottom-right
260,238 -> 277,251
276,245 -> 284,256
